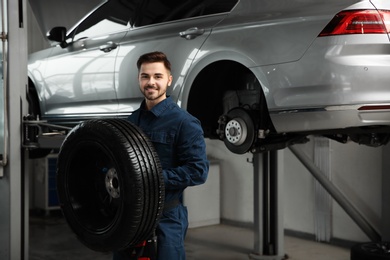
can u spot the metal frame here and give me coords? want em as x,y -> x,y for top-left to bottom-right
0,0 -> 29,259
250,151 -> 286,260
22,117 -> 69,149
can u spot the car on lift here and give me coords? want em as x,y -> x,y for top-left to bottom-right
26,0 -> 390,256
27,0 -> 390,155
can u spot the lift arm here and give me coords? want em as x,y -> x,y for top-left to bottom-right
22,116 -> 70,150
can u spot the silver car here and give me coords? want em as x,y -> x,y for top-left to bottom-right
28,0 -> 390,154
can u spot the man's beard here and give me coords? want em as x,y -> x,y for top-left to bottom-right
144,86 -> 167,101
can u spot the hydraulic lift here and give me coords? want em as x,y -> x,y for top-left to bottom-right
248,143 -> 385,260
250,150 -> 285,260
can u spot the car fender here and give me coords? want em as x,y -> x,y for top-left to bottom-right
177,49 -> 258,109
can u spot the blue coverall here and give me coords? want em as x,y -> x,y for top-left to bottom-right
115,96 -> 209,259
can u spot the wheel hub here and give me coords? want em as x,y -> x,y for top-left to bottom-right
225,118 -> 247,145
105,168 -> 120,199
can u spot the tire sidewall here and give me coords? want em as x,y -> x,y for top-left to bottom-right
57,119 -> 162,251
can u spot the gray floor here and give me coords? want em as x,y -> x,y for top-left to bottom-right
29,212 -> 351,260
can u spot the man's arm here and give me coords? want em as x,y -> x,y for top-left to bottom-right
163,118 -> 209,190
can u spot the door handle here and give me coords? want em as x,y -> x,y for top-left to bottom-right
99,41 -> 118,52
179,27 -> 205,40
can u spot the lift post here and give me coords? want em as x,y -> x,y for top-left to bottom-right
250,150 -> 285,260
0,0 -> 29,259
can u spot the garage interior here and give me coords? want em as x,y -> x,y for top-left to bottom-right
1,0 -> 390,259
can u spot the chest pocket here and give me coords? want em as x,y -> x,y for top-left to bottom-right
146,131 -> 176,168
147,131 -> 175,144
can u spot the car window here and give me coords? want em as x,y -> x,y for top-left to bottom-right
71,0 -> 135,41
134,0 -> 238,27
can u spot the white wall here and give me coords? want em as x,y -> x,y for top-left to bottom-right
283,141 -> 316,236
330,141 -> 381,242
205,139 -> 254,224
27,2 -> 49,54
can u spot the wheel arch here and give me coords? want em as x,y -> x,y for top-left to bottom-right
27,76 -> 42,118
180,53 -> 275,139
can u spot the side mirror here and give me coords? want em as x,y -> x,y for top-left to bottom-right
46,27 -> 68,48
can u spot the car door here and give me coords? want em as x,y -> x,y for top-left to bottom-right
114,0 -> 238,116
39,0 -> 132,120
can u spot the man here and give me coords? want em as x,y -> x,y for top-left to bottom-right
116,51 -> 209,259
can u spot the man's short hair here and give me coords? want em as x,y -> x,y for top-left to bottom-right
137,51 -> 172,72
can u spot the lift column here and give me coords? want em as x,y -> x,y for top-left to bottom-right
250,150 -> 285,260
0,0 -> 29,259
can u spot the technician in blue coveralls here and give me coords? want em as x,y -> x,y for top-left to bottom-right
122,51 -> 209,259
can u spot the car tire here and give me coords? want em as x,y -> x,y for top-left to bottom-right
57,119 -> 164,252
223,107 -> 256,154
350,242 -> 390,260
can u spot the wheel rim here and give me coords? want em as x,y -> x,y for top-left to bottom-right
66,141 -> 122,234
225,118 -> 248,145
105,168 -> 120,199
223,108 -> 255,154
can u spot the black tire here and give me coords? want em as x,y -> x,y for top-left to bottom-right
351,242 -> 390,260
223,108 -> 255,154
57,119 -> 164,252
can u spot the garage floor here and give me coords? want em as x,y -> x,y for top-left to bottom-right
29,211 -> 351,260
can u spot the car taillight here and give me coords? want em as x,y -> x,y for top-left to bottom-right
358,105 -> 390,111
319,10 -> 390,36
